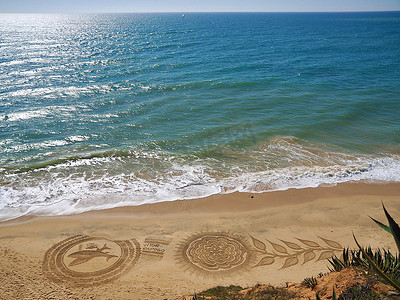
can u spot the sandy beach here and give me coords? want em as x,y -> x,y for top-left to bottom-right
1,8 -> 400,300
0,181 -> 399,299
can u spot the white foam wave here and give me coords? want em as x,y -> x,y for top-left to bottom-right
222,157 -> 400,193
1,153 -> 400,221
0,158 -> 220,220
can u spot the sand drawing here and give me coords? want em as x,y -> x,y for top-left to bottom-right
142,237 -> 171,258
67,243 -> 118,267
43,235 -> 140,286
176,232 -> 254,276
249,235 -> 343,269
176,232 -> 343,276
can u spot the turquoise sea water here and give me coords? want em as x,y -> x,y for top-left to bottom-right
1,12 -> 400,220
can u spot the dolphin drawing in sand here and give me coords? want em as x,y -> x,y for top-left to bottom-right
67,243 -> 118,267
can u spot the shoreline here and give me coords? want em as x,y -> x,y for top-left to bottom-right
2,148 -> 400,224
1,181 -> 400,299
3,180 -> 400,225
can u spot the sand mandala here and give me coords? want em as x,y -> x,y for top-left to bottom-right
43,235 -> 140,286
176,232 -> 254,276
176,232 -> 343,276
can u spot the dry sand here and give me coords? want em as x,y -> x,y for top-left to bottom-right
0,181 -> 399,299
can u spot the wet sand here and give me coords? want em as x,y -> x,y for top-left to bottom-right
1,181 -> 399,299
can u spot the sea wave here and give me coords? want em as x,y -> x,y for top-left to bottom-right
1,137 -> 399,221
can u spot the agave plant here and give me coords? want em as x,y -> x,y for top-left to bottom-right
328,247 -> 352,272
353,203 -> 400,292
303,276 -> 318,290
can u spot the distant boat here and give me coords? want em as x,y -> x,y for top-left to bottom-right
181,14 -> 185,18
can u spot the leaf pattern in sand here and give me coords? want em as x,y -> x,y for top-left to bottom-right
254,256 -> 275,267
250,235 -> 343,270
318,236 -> 342,249
303,250 -> 316,264
281,256 -> 298,269
296,238 -> 320,248
280,240 -> 302,250
317,250 -> 335,261
249,235 -> 267,252
268,240 -> 288,254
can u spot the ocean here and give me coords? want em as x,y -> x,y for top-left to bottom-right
1,12 -> 399,221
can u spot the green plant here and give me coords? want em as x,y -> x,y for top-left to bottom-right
338,283 -> 380,300
328,247 -> 352,272
353,203 -> 400,292
302,276 -> 318,289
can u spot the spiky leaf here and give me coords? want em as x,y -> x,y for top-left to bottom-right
328,255 -> 345,272
353,233 -> 400,292
382,203 -> 400,252
370,216 -> 392,235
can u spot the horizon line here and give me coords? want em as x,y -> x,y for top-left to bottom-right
1,10 -> 399,14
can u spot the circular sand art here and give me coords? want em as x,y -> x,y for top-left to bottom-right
43,235 -> 140,286
176,232 -> 253,276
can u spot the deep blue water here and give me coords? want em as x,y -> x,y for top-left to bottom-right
1,12 -> 400,220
